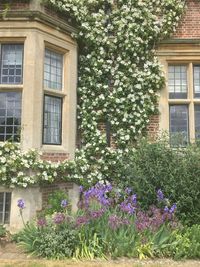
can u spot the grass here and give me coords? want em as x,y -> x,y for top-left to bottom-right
0,259 -> 200,267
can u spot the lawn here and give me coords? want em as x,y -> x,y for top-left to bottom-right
0,259 -> 200,267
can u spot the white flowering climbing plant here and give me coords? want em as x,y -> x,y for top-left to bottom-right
0,0 -> 185,187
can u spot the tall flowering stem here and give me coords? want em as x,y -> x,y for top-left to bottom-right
17,199 -> 26,226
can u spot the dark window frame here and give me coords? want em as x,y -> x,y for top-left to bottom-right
42,94 -> 63,145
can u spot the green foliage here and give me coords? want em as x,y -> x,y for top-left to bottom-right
15,221 -> 78,259
170,225 -> 200,259
74,232 -> 106,260
14,183 -> 200,260
44,190 -> 69,215
0,224 -> 7,237
14,222 -> 41,255
120,139 -> 200,225
36,226 -> 78,259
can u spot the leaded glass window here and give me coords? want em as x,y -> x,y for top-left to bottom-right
0,44 -> 23,84
0,92 -> 21,142
195,105 -> 200,140
0,192 -> 11,224
193,65 -> 200,98
43,95 -> 62,145
44,49 -> 63,90
168,65 -> 187,99
169,105 -> 189,146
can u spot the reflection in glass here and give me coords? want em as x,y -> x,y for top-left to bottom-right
170,105 -> 189,146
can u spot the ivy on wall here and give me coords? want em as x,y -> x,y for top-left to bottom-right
0,0 -> 185,187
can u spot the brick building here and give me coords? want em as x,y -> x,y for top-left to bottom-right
0,0 -> 199,230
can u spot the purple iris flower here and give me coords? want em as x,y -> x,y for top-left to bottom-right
169,204 -> 177,214
125,187 -> 132,194
157,189 -> 164,201
164,206 -> 169,212
61,199 -> 68,208
17,199 -> 25,209
130,194 -> 137,204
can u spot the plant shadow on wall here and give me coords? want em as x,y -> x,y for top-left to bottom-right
14,184 -> 200,260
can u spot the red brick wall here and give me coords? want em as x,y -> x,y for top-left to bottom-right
0,1 -> 29,11
41,152 -> 69,162
147,115 -> 159,140
173,0 -> 200,38
41,182 -> 74,208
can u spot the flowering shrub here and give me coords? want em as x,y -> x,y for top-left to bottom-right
0,141 -> 76,187
44,0 -> 185,185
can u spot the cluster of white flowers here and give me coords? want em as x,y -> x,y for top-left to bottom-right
0,0 -> 185,187
0,142 -> 77,187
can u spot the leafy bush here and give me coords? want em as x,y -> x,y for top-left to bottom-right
120,139 -> 200,225
15,219 -> 78,259
169,224 -> 200,259
44,190 -> 69,215
0,225 -> 7,238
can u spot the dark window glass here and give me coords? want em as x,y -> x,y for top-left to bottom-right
0,92 -> 21,142
168,65 -> 187,99
44,49 -> 63,90
0,44 -> 23,84
195,105 -> 200,140
169,105 -> 189,146
0,192 -> 11,224
193,65 -> 200,98
43,95 -> 62,145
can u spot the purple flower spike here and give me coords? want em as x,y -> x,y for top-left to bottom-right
79,186 -> 84,193
164,206 -> 169,212
17,199 -> 25,209
169,203 -> 177,214
125,187 -> 132,194
131,194 -> 137,204
61,199 -> 68,208
157,189 -> 164,201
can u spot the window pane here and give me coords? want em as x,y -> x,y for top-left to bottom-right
169,105 -> 189,146
0,44 -> 23,84
43,95 -> 62,144
168,65 -> 187,99
195,105 -> 200,140
0,192 -> 11,224
193,65 -> 200,98
0,92 -> 21,142
44,49 -> 63,90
